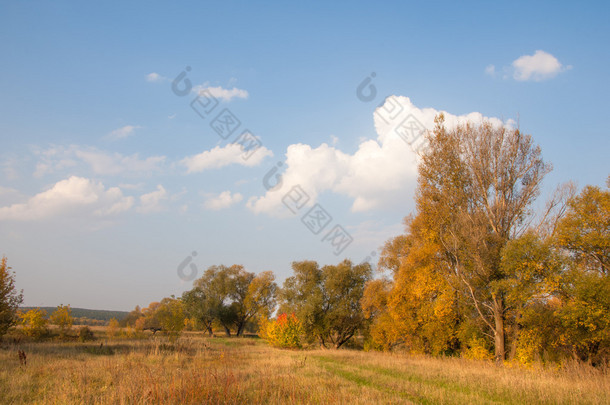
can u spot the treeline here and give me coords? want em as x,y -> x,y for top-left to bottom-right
121,260 -> 372,349
1,116 -> 608,367
19,307 -> 128,323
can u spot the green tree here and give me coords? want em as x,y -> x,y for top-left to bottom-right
155,297 -> 186,340
280,259 -> 371,348
184,265 -> 276,336
50,304 -> 73,338
0,256 -> 23,337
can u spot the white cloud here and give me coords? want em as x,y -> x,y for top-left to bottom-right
512,50 -> 568,81
193,85 -> 249,102
0,176 -> 133,221
485,64 -> 496,77
105,125 -> 141,140
181,143 -> 273,173
248,96 -> 513,216
203,191 -> 243,210
146,72 -> 164,82
137,185 -> 167,214
34,145 -> 166,177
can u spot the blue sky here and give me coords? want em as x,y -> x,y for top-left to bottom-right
1,1 -> 608,310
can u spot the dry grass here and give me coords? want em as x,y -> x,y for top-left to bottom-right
0,332 -> 608,404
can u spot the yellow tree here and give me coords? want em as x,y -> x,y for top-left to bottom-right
50,304 -> 73,338
20,308 -> 49,339
376,214 -> 461,355
415,115 -> 550,363
106,318 -> 120,339
553,183 -> 610,363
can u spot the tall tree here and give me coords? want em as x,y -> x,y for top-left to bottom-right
0,256 -> 23,337
416,116 -> 551,362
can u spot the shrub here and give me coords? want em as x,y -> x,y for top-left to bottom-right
260,313 -> 303,349
78,326 -> 95,342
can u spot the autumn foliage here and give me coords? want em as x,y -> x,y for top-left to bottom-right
260,313 -> 303,349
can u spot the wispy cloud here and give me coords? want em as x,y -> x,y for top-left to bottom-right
203,191 -> 243,210
33,145 -> 166,177
484,64 -> 496,77
181,143 -> 273,173
136,185 -> 167,214
146,72 -> 164,82
193,85 -> 249,102
146,72 -> 248,102
105,125 -> 142,140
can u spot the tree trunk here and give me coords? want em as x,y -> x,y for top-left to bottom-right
492,296 -> 505,364
223,325 -> 231,337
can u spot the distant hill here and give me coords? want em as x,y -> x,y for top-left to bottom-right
20,307 -> 129,322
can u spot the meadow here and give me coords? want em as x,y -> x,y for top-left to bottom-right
0,329 -> 608,404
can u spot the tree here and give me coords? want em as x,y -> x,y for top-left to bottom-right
155,297 -> 186,340
555,185 -> 609,275
0,256 -> 23,337
20,308 -> 49,339
376,214 -> 461,355
498,231 -> 563,361
415,116 -> 551,363
122,305 -> 143,327
279,259 -> 372,348
182,288 -> 216,336
107,318 -> 120,339
50,304 -> 73,338
553,183 -> 610,363
184,265 -> 276,336
244,271 -> 278,331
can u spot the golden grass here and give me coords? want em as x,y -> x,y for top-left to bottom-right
0,333 -> 608,404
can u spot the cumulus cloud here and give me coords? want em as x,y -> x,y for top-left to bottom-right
181,143 -> 273,173
512,50 -> 569,81
248,96 -> 514,216
0,176 -> 134,221
488,50 -> 570,82
105,125 -> 141,140
33,145 -> 166,177
137,185 -> 167,214
203,191 -> 243,210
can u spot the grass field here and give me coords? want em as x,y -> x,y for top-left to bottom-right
1,332 -> 608,404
